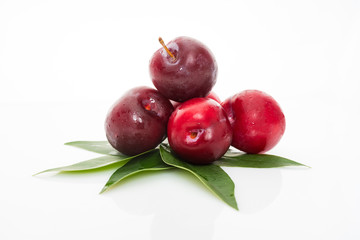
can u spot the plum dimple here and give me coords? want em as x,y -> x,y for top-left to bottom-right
186,129 -> 204,143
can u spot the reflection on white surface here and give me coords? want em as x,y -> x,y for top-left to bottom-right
105,170 -> 223,239
231,168 -> 282,213
103,167 -> 282,239
150,197 -> 220,239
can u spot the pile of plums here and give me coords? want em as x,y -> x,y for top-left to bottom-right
105,37 -> 285,164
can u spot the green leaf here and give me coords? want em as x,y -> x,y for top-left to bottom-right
34,154 -> 138,175
216,151 -> 309,168
65,141 -> 122,156
159,144 -> 238,210
100,149 -> 172,193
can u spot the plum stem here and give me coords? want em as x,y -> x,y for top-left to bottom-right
159,37 -> 176,60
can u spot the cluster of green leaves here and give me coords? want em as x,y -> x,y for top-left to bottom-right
35,141 -> 309,210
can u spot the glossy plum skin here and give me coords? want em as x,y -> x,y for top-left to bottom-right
168,98 -> 232,164
149,36 -> 218,102
105,86 -> 174,156
222,90 -> 285,154
171,91 -> 221,109
206,91 -> 221,104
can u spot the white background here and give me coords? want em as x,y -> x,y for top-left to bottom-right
1,0 -> 359,239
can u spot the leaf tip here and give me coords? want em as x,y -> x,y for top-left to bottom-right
64,141 -> 75,146
296,162 -> 311,168
231,200 -> 239,211
33,170 -> 51,176
99,187 -> 108,194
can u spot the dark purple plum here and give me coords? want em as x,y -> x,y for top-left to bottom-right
149,36 -> 218,102
105,86 -> 174,156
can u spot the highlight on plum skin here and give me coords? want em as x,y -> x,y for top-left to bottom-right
167,98 -> 233,165
105,86 -> 174,156
222,90 -> 286,154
